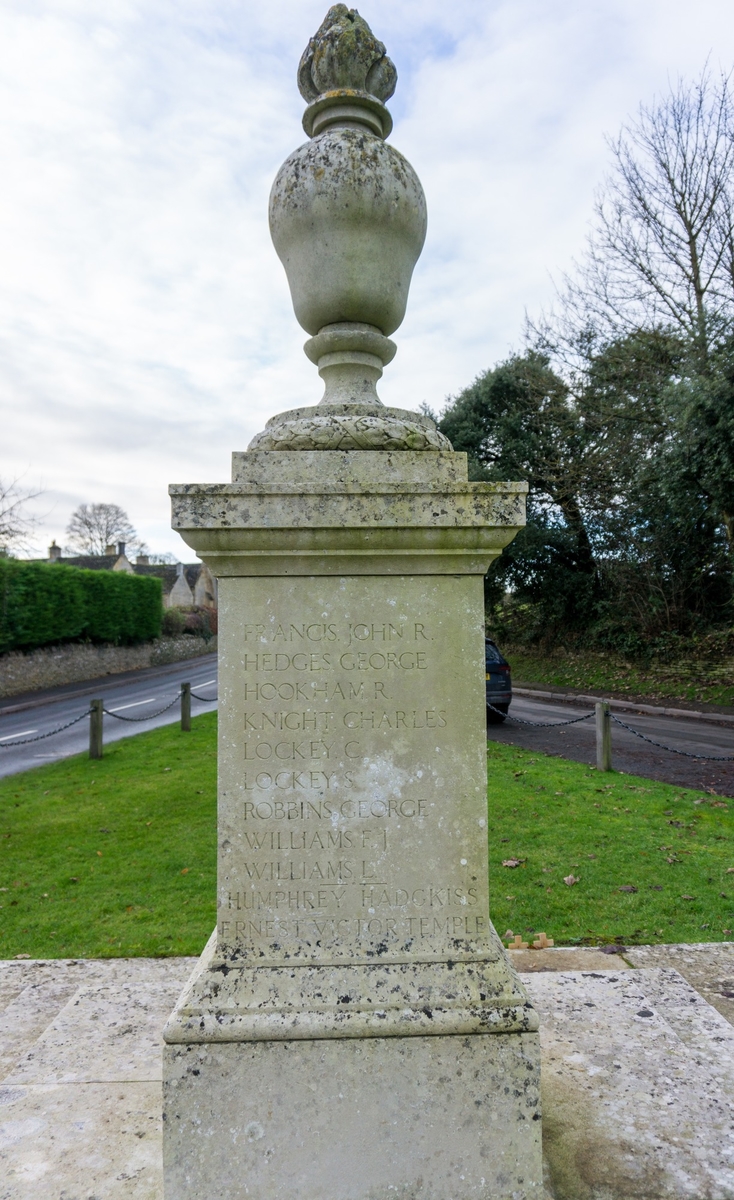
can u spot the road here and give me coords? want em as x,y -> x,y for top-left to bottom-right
1,663 -> 733,793
490,693 -> 734,796
0,655 -> 217,778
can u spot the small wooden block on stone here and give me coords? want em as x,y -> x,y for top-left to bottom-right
532,933 -> 554,949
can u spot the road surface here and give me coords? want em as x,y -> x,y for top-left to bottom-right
490,693 -> 734,796
1,663 -> 733,794
0,655 -> 217,778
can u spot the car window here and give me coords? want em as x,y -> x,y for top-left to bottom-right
485,642 -> 502,664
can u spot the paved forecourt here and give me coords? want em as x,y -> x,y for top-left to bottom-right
2,945 -> 734,1199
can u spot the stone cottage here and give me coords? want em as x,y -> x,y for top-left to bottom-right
45,542 -> 217,610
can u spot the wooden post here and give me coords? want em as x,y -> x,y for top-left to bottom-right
181,682 -> 191,732
89,699 -> 104,760
596,701 -> 612,772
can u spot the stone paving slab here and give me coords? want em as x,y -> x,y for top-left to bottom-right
1,950 -> 734,1199
0,1082 -> 162,1200
525,967 -> 734,1200
626,940 -> 734,1026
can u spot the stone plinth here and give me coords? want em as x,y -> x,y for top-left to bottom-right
163,447 -> 542,1198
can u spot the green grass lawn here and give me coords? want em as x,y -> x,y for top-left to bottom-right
488,742 -> 734,946
0,714 -> 217,959
505,643 -> 734,708
1,715 -> 733,958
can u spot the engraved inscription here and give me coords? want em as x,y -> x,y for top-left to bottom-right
219,588 -> 488,961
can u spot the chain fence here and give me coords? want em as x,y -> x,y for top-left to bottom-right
1,679 -> 732,767
609,712 -> 734,762
0,679 -> 218,754
103,694 -> 181,722
488,695 -> 734,765
487,702 -> 594,729
0,709 -> 91,747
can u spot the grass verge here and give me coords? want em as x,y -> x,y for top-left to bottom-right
488,741 -> 734,946
503,643 -> 734,708
1,716 -> 733,958
0,714 -> 217,959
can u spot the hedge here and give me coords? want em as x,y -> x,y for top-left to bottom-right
0,559 -> 162,653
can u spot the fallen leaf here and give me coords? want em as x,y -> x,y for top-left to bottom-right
502,858 -> 525,868
14,953 -> 30,960
681,894 -> 696,900
563,874 -> 580,886
181,867 -> 190,875
503,929 -> 514,939
96,851 -> 102,857
618,885 -> 638,893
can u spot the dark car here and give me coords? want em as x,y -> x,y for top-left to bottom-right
485,638 -> 511,723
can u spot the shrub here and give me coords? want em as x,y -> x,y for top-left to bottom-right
161,607 -> 186,637
0,560 -> 162,653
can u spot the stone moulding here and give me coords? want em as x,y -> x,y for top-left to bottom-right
247,405 -> 449,453
163,931 -> 539,1044
169,451 -> 527,577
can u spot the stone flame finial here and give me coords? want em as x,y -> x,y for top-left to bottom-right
297,6 -> 397,103
297,6 -> 396,139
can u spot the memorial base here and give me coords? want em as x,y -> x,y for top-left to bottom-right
163,1026 -> 542,1200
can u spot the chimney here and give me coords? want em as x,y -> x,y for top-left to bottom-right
48,541 -> 62,561
117,542 -> 126,558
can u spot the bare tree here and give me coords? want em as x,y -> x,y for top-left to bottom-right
66,503 -> 145,556
0,476 -> 42,554
545,69 -> 734,365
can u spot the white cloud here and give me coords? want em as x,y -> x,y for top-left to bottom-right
1,0 -> 733,556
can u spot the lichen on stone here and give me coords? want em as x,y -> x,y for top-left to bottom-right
298,5 -> 397,104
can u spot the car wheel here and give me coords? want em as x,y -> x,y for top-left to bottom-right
487,703 -> 508,725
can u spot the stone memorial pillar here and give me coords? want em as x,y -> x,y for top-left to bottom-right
163,7 -> 542,1197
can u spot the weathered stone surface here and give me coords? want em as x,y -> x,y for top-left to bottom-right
170,449 -> 527,578
165,435 -> 540,1192
298,5 -> 397,105
248,403 -> 451,451
626,939 -> 734,1026
270,129 -> 426,338
508,946 -> 634,973
525,966 -> 734,1200
3,954 -> 734,1197
163,1032 -> 543,1200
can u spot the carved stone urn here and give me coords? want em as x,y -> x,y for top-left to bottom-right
251,4 -> 450,451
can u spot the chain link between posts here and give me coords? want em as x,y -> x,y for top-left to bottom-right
102,694 -> 181,722
0,709 -> 90,747
487,699 -> 734,762
609,712 -> 734,762
0,681 -> 219,748
487,701 -> 595,729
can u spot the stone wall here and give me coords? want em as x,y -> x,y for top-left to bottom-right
0,636 -> 218,699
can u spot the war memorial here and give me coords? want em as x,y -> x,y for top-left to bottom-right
163,5 -> 542,1196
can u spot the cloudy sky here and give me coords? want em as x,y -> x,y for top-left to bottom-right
2,0 -> 733,559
